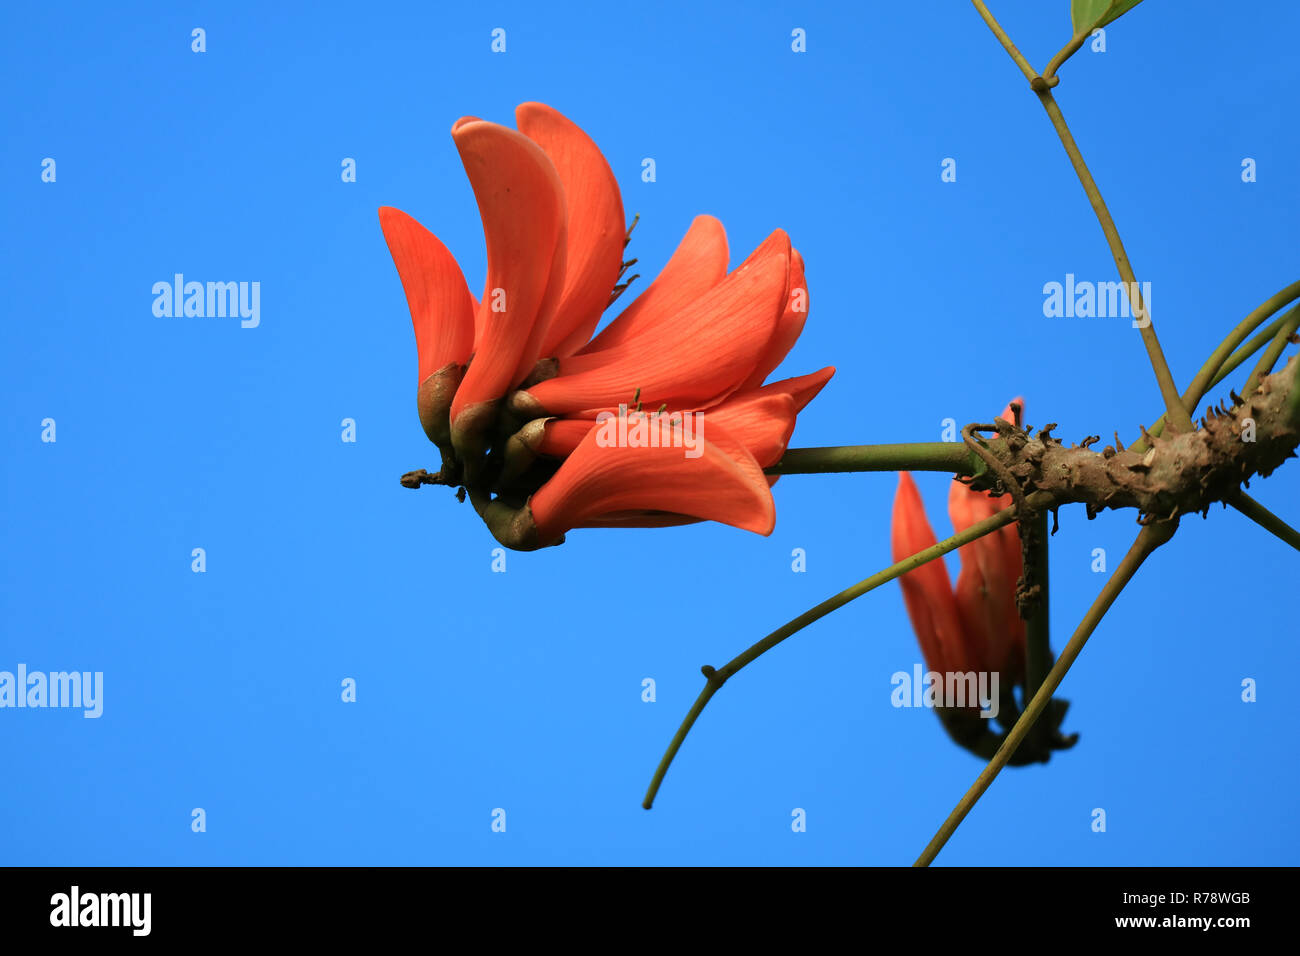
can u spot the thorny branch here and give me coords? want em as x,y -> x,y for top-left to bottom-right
957,353 -> 1300,525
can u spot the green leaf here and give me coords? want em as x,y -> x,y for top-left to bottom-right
1071,0 -> 1143,34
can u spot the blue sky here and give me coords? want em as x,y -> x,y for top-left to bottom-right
2,0 -> 1297,865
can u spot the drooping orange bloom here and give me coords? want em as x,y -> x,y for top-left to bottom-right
891,400 -> 1027,684
381,103 -> 832,549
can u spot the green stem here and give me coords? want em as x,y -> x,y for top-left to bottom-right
1228,491 -> 1300,553
1042,31 -> 1090,84
1242,306 -> 1300,400
1134,290 -> 1300,453
767,443 -> 977,476
914,522 -> 1174,866
970,0 -> 1038,83
642,501 -> 1031,810
970,2 -> 1192,435
1033,90 -> 1193,434
1184,283 -> 1300,414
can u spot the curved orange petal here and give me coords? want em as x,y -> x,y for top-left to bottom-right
378,206 -> 475,380
735,228 -> 791,273
538,393 -> 795,468
530,420 -> 775,542
578,511 -> 702,528
948,480 -> 1022,677
516,103 -> 627,359
448,119 -> 567,445
754,366 -> 836,413
705,392 -> 797,468
892,473 -> 973,676
518,240 -> 788,416
538,417 -> 595,457
578,215 -> 729,353
741,248 -> 808,389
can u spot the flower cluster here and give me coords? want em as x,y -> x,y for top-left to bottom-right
381,103 -> 832,550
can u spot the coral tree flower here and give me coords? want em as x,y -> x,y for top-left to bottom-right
891,400 -> 1027,692
380,103 -> 832,550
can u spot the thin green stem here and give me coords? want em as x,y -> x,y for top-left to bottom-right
642,500 -> 1033,810
914,522 -> 1174,866
971,2 -> 1193,434
1228,491 -> 1300,553
767,443 -> 978,476
1033,90 -> 1193,434
1042,31 -> 1090,84
1134,290 -> 1300,453
970,0 -> 1038,84
1242,306 -> 1300,400
1184,283 -> 1300,415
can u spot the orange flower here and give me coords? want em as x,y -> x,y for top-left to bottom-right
381,103 -> 831,549
891,400 -> 1026,685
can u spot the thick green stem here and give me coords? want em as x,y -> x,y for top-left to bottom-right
642,500 -> 1034,810
767,443 -> 977,476
914,522 -> 1174,866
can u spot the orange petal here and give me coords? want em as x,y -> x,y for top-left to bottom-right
530,420 -> 775,542
948,480 -> 1022,677
578,215 -> 729,353
538,418 -> 595,457
516,103 -> 627,359
378,207 -> 475,381
736,228 -> 791,272
753,366 -> 835,414
448,119 -> 567,441
892,473 -> 973,676
705,392 -> 797,468
535,391 -> 794,468
741,248 -> 808,389
578,511 -> 703,528
519,240 -> 788,415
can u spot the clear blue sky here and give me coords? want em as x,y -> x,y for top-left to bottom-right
2,0 -> 1296,866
